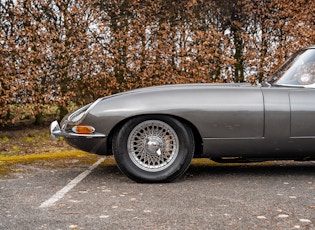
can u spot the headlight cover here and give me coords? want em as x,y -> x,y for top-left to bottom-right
68,104 -> 92,123
67,98 -> 103,125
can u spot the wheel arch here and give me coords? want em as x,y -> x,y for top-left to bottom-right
106,114 -> 203,157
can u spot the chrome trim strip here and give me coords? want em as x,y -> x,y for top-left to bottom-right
276,83 -> 315,89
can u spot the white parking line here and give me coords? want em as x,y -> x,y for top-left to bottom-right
39,157 -> 106,208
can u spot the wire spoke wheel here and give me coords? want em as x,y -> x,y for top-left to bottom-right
113,115 -> 194,182
127,120 -> 179,172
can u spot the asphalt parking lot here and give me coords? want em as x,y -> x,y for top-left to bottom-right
0,156 -> 315,230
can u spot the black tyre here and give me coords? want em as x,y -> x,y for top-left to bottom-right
112,115 -> 194,183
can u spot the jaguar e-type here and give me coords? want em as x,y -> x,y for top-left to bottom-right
51,46 -> 315,182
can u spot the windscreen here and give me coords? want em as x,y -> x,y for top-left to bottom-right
268,49 -> 315,86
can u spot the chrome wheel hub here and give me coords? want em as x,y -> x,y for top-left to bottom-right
145,137 -> 163,155
127,120 -> 179,172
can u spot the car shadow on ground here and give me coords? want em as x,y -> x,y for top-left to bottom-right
95,158 -> 315,183
186,160 -> 315,178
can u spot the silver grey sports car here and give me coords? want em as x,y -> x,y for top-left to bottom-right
51,46 -> 315,183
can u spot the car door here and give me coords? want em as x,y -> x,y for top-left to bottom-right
290,89 -> 315,137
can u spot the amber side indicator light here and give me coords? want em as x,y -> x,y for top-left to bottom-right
72,125 -> 95,134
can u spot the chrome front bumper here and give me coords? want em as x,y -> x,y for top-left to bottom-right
50,121 -> 62,140
50,120 -> 106,140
